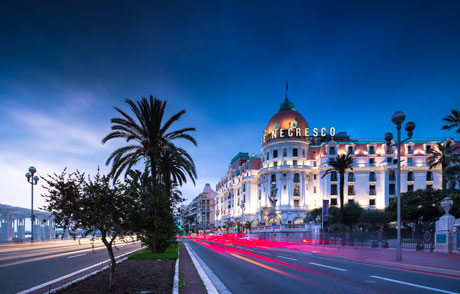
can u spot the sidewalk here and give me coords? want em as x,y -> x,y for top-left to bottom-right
284,242 -> 460,276
179,243 -> 206,294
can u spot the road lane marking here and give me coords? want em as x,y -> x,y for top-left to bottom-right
277,255 -> 298,261
67,253 -> 86,258
370,276 -> 460,294
308,262 -> 348,271
184,243 -> 219,294
258,252 -> 271,255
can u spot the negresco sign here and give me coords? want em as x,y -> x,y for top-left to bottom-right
262,127 -> 336,143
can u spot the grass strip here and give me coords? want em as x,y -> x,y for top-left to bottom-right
128,243 -> 178,260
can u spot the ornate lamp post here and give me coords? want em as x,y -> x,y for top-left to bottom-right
25,166 -> 39,242
269,182 -> 278,225
385,111 -> 415,261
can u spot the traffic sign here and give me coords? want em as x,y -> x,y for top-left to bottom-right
451,226 -> 457,233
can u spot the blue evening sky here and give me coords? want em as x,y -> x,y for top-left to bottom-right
1,1 -> 459,208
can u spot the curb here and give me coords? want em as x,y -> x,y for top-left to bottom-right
312,252 -> 460,277
184,242 -> 218,294
172,244 -> 180,294
17,245 -> 144,294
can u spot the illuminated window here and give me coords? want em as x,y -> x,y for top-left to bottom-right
407,145 -> 413,154
294,185 -> 300,196
407,157 -> 413,164
273,161 -> 278,167
293,160 -> 297,166
293,148 -> 298,157
294,200 -> 300,208
313,161 -> 317,167
273,150 -> 278,158
348,184 -> 355,195
329,146 -> 336,155
314,186 -> 317,193
331,184 -> 338,195
347,146 -> 354,155
302,149 -> 305,157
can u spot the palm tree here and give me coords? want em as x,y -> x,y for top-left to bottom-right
444,166 -> 460,190
427,140 -> 460,190
102,96 -> 197,187
442,109 -> 460,134
321,154 -> 354,217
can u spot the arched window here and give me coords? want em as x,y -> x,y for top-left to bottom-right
331,171 -> 338,181
294,173 -> 300,183
271,174 -> 276,183
426,171 -> 433,181
408,171 -> 414,181
348,172 -> 355,182
369,172 -> 376,182
389,170 -> 396,181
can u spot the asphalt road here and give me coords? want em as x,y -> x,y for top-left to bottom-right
0,239 -> 142,294
185,237 -> 460,294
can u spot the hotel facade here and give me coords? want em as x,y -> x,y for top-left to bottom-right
214,97 -> 446,228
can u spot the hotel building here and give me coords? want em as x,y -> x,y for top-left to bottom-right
214,97 -> 447,227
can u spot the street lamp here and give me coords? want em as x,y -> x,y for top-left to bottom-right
240,202 -> 245,233
385,111 -> 415,261
25,166 -> 39,242
269,182 -> 278,225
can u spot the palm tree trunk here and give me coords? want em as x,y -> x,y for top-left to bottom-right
442,163 -> 447,191
339,172 -> 345,220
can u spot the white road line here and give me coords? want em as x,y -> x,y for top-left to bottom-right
245,249 -> 255,252
277,255 -> 298,261
184,243 -> 219,294
67,253 -> 87,259
370,276 -> 460,294
258,252 -> 272,256
309,262 -> 348,271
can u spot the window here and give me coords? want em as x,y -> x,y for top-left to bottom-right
407,145 -> 413,154
389,197 -> 396,204
408,171 -> 414,181
273,150 -> 278,158
273,161 -> 278,167
294,186 -> 300,196
369,184 -> 376,195
425,145 -> 432,153
369,172 -> 376,182
369,199 -> 376,206
266,152 -> 269,160
331,198 -> 338,205
294,200 -> 300,208
407,157 -> 413,164
348,146 -> 354,155
348,172 -> 355,182
369,145 -> 376,154
284,185 -> 286,190
258,190 -> 261,199
314,174 -> 317,180
329,146 -> 336,155
408,184 -> 414,192
283,149 -> 287,157
331,171 -> 338,181
302,149 -> 305,157
427,184 -> 433,190
293,160 -> 298,166
331,184 -> 338,195
314,186 -> 317,193
294,173 -> 300,183
348,199 -> 354,204
293,148 -> 298,157
313,161 -> 317,167
389,183 -> 395,195
283,160 -> 287,165
369,158 -> 375,165
426,171 -> 433,181
389,170 -> 396,181
387,157 -> 392,163
348,185 -> 355,195
271,174 -> 276,183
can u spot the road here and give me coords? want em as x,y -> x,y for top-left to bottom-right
0,239 -> 142,293
184,236 -> 460,294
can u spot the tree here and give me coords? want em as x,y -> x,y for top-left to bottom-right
385,189 -> 460,224
445,166 -> 460,190
102,96 -> 197,252
427,140 -> 460,190
321,154 -> 354,217
42,169 -> 133,288
342,202 -> 364,227
442,109 -> 460,134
